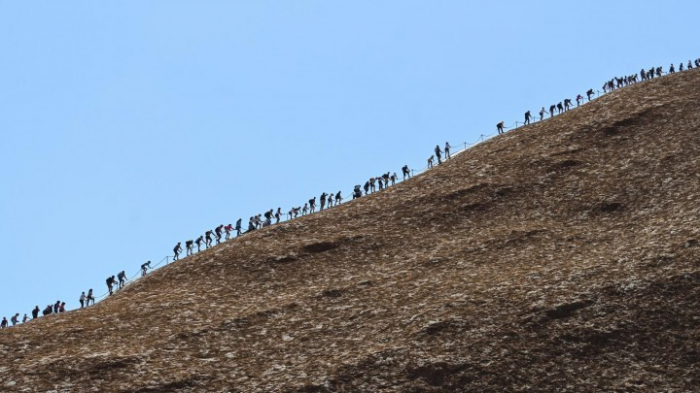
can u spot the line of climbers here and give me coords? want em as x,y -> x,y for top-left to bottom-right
1,141 -> 456,329
3,56 -> 699,330
495,57 -> 700,136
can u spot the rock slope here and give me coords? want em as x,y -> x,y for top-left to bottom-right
1,69 -> 700,392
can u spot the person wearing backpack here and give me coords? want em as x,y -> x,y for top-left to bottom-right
106,276 -> 116,295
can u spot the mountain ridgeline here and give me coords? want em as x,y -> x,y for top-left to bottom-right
1,69 -> 700,392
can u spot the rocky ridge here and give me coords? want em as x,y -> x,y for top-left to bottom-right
1,69 -> 700,392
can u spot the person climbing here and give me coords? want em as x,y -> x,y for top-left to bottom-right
141,261 -> 151,277
428,155 -> 434,168
353,185 -> 362,199
87,289 -> 95,306
275,208 -> 282,224
106,276 -> 116,295
247,217 -> 256,232
524,110 -> 532,125
173,242 -> 182,260
235,218 -> 242,236
434,145 -> 442,164
302,203 -> 309,215
539,107 -> 547,121
335,191 -> 342,205
31,306 -> 39,319
223,224 -> 232,240
214,225 -> 223,244
185,239 -> 194,255
556,102 -> 564,114
320,192 -> 327,211
363,181 -> 370,195
53,300 -> 61,313
59,302 -> 66,313
390,173 -> 397,186
586,89 -> 594,101
117,270 -> 126,289
549,104 -> 556,118
444,142 -> 451,159
564,98 -> 572,111
22,314 -> 28,323
369,178 -> 376,193
669,64 -> 675,73
402,165 -> 410,180
195,236 -> 204,252
1,317 -> 8,328
576,94 -> 583,106
496,121 -> 504,134
11,313 -> 19,326
79,292 -> 86,308
309,197 -> 316,213
205,230 -> 214,248
679,63 -> 684,72
43,305 -> 52,316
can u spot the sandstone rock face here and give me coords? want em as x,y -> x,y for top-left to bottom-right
2,70 -> 700,392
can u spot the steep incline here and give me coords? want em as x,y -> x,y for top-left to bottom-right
2,70 -> 700,392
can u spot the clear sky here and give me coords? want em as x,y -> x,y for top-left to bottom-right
1,1 -> 697,318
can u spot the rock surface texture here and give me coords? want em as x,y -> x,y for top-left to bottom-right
2,70 -> 700,392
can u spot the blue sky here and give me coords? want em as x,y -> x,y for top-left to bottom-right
1,1 -> 697,317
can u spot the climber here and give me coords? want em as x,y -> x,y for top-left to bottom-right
106,275 -> 116,295
87,289 -> 95,306
117,270 -> 126,289
141,261 -> 151,277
